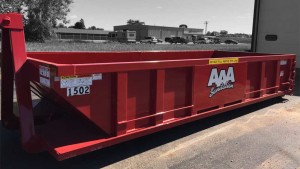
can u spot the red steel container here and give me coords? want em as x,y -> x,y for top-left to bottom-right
1,13 -> 297,160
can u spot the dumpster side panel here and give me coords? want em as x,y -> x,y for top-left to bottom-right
197,63 -> 247,112
265,61 -> 277,94
279,60 -> 293,91
246,62 -> 262,98
50,73 -> 114,135
89,73 -> 113,134
127,70 -> 152,130
164,68 -> 192,120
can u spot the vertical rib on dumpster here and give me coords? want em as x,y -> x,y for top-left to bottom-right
116,72 -> 128,135
154,69 -> 165,125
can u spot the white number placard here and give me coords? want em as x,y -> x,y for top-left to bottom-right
67,86 -> 90,97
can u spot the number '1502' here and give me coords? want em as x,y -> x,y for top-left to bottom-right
67,86 -> 90,97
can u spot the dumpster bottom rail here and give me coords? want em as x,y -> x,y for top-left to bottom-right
34,92 -> 285,161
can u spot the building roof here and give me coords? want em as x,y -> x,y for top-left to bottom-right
183,28 -> 204,35
114,24 -> 204,32
52,28 -> 111,35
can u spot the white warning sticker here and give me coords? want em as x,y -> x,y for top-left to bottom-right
40,77 -> 50,87
39,65 -> 50,78
280,70 -> 285,77
280,60 -> 287,65
39,65 -> 50,87
92,73 -> 102,80
60,76 -> 93,88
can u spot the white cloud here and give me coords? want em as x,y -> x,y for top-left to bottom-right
237,13 -> 252,19
156,6 -> 163,9
69,15 -> 78,19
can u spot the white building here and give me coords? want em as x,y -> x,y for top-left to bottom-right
252,0 -> 299,95
252,0 -> 300,68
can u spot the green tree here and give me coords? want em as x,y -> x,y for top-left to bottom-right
73,18 -> 85,29
0,0 -> 73,42
88,26 -> 97,30
211,31 -> 220,36
25,0 -> 73,42
88,26 -> 104,30
0,0 -> 23,13
220,30 -> 228,36
179,24 -> 188,28
58,23 -> 66,28
127,19 -> 145,25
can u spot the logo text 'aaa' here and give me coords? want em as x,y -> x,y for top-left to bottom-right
208,67 -> 235,97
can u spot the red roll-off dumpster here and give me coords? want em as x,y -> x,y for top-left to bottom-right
0,13 -> 296,160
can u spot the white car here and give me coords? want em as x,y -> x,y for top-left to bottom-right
140,36 -> 158,44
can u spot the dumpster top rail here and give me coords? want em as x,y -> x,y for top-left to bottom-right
26,50 -> 288,64
26,51 -> 295,76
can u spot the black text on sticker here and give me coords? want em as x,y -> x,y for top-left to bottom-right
207,67 -> 235,98
67,86 -> 90,97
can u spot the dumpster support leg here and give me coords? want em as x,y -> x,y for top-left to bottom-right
1,28 -> 20,129
1,14 -> 45,152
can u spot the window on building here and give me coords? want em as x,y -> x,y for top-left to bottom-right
265,34 -> 278,41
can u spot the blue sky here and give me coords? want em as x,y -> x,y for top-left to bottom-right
67,0 -> 254,34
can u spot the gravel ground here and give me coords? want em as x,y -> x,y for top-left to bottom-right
0,41 -> 251,52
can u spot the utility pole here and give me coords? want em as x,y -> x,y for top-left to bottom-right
204,21 -> 208,34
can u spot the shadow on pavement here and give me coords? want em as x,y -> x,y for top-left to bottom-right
0,97 -> 288,169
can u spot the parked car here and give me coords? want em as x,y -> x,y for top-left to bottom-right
140,36 -> 158,44
193,38 -> 207,44
213,38 -> 221,44
157,39 -> 163,43
194,36 -> 220,44
108,31 -> 136,43
170,37 -> 189,44
224,39 -> 238,44
165,37 -> 172,43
